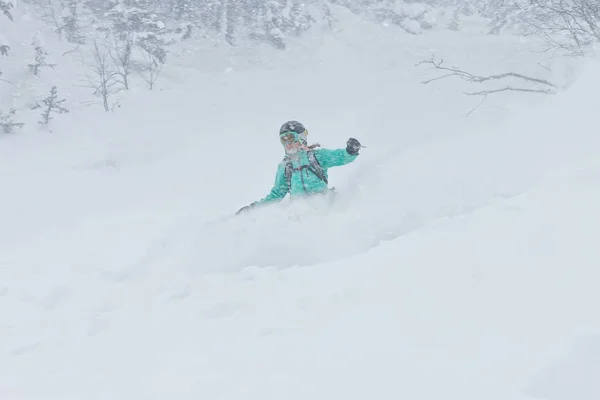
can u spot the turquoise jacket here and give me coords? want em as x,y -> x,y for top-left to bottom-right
254,148 -> 358,205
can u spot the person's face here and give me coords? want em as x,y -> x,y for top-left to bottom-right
280,132 -> 302,154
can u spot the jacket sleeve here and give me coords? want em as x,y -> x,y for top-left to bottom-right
253,162 -> 289,205
314,148 -> 358,169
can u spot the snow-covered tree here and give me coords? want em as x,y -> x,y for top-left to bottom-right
28,44 -> 57,76
322,0 -> 337,30
31,86 -> 69,126
61,0 -> 86,44
166,0 -> 196,39
516,0 -> 600,55
447,8 -> 459,31
248,1 -> 286,49
1,0 -> 13,79
36,0 -> 87,43
103,0 -> 168,62
1,0 -> 14,21
24,0 -> 599,61
134,45 -> 162,89
286,0 -> 315,35
0,108 -> 24,134
169,0 -> 194,20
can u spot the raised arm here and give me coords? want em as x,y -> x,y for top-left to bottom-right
313,138 -> 362,169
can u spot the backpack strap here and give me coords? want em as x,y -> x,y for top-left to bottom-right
284,156 -> 294,192
306,150 -> 328,184
283,150 -> 328,192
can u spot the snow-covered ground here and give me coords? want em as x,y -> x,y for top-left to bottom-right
1,4 -> 600,400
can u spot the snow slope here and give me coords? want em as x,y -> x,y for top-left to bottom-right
1,8 -> 600,400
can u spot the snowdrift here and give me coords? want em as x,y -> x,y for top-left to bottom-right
160,58 -> 600,273
2,63 -> 600,397
1,12 -> 599,398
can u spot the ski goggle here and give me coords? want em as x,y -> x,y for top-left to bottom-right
280,132 -> 299,145
280,130 -> 308,145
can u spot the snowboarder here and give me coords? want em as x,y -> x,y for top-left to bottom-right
236,121 -> 363,215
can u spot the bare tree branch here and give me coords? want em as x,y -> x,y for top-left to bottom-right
416,55 -> 557,117
40,0 -> 65,39
134,47 -> 164,90
416,57 -> 557,89
109,33 -> 133,90
62,46 -> 80,57
80,40 -> 123,112
465,87 -> 556,96
517,0 -> 600,56
0,70 -> 12,84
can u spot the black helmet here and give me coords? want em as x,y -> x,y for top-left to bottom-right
279,120 -> 306,135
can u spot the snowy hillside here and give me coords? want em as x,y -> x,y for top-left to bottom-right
2,1 -> 600,399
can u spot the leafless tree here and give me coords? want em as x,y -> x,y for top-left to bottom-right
135,48 -> 163,90
416,56 -> 557,116
81,41 -> 121,111
40,0 -> 65,39
517,0 -> 600,56
109,33 -> 134,90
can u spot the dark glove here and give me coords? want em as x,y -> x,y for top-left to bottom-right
346,138 -> 363,155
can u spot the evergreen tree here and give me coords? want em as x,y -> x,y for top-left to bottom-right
1,0 -> 13,79
31,86 -> 69,126
105,0 -> 168,62
1,0 -> 14,21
